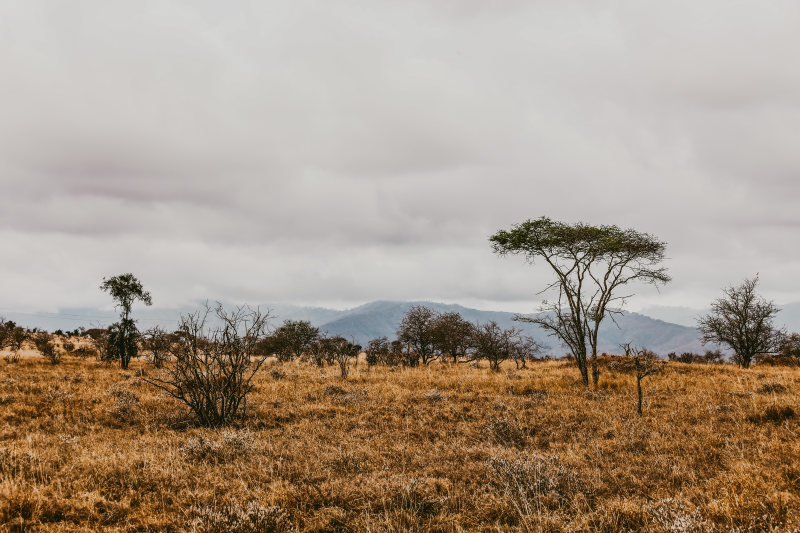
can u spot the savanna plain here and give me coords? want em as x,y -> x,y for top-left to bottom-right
1,353 -> 799,532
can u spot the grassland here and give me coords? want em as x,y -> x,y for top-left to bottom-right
1,355 -> 798,532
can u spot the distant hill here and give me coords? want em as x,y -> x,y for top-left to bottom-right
4,300 -> 738,355
641,303 -> 800,332
314,301 -> 710,355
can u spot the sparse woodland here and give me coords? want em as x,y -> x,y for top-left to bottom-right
2,221 -> 799,532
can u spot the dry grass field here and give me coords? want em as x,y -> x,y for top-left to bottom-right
1,355 -> 799,532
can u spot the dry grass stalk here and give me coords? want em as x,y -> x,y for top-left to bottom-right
0,355 -> 798,531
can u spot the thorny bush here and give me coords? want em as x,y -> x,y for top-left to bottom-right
146,303 -> 270,427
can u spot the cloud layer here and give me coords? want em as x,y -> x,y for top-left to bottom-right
2,1 -> 799,314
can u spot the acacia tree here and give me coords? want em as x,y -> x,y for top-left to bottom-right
697,276 -> 784,368
397,305 -> 438,365
100,273 -> 152,369
491,217 -> 670,387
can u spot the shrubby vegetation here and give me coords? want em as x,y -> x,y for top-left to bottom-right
145,303 -> 270,427
2,220 -> 800,529
666,350 -> 725,364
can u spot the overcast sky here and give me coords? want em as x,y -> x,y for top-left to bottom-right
2,1 -> 799,318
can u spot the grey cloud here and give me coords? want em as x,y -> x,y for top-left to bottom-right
2,1 -> 800,315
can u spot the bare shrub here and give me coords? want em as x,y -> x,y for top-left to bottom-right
326,449 -> 371,475
617,344 -> 665,416
180,430 -> 255,463
191,500 -> 293,533
648,497 -> 710,532
146,303 -> 270,427
106,384 -> 139,422
485,454 -> 587,525
758,382 -> 788,394
72,345 -> 96,359
423,388 -> 446,403
748,405 -> 795,424
142,326 -> 172,368
485,415 -> 529,447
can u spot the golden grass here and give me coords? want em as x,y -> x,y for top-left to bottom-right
1,356 -> 798,532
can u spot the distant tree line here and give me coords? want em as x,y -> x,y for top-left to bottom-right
3,217 -> 800,425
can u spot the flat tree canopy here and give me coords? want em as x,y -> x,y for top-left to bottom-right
490,217 -> 669,386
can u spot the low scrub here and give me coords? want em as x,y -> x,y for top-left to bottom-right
1,356 -> 799,530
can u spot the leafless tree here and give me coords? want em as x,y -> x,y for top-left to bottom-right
142,326 -> 173,368
617,343 -> 665,416
697,276 -> 784,368
510,336 -> 545,369
146,303 -> 270,427
471,321 -> 526,372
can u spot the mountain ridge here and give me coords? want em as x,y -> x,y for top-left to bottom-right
0,300 -> 749,355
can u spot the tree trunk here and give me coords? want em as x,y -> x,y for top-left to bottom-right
577,357 -> 589,386
591,353 -> 599,387
637,374 -> 643,416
